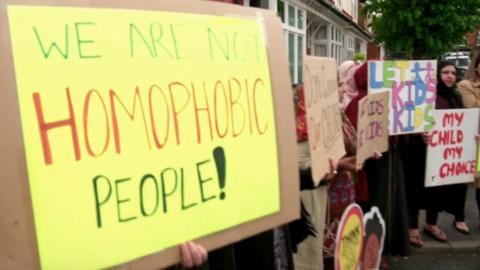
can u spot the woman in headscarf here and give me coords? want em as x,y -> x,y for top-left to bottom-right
346,62 -> 411,259
322,71 -> 363,270
423,61 -> 470,238
402,61 -> 471,248
339,60 -> 364,110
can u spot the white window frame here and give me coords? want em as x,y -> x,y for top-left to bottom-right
346,35 -> 355,60
335,0 -> 342,9
278,0 -> 306,84
311,23 -> 328,57
351,0 -> 358,23
330,25 -> 343,66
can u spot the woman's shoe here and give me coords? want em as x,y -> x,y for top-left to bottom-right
423,226 -> 448,242
453,221 -> 470,235
408,229 -> 423,248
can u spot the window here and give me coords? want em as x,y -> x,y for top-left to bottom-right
249,0 -> 269,9
288,5 -> 295,27
330,26 -> 343,65
298,36 -> 303,81
351,0 -> 358,22
346,36 -> 355,60
278,0 -> 306,84
297,9 -> 304,30
335,0 -> 342,8
277,1 -> 285,23
312,24 -> 328,57
314,45 -> 327,56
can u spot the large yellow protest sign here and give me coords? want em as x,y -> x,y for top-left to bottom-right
7,5 -> 280,269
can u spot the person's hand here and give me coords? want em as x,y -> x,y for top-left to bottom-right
322,157 -> 338,180
421,132 -> 432,145
338,156 -> 356,172
372,150 -> 383,160
180,242 -> 208,268
356,150 -> 383,170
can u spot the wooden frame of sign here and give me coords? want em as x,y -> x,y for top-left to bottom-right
0,0 -> 299,269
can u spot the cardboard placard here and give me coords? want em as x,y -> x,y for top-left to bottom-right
334,204 -> 385,270
303,56 -> 345,185
356,92 -> 389,169
0,1 -> 299,269
361,207 -> 385,270
425,109 -> 480,187
368,60 -> 437,135
477,146 -> 480,172
334,204 -> 364,270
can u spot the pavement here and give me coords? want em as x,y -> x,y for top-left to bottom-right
414,186 -> 480,252
388,251 -> 480,270
388,186 -> 480,270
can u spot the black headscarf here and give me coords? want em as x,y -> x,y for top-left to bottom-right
436,60 -> 464,109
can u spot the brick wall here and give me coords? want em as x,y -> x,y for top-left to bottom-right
466,32 -> 478,47
367,42 -> 380,59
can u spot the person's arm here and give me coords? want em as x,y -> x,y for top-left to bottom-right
299,157 -> 338,189
337,156 -> 356,172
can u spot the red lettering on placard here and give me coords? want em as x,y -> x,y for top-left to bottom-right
33,88 -> 81,165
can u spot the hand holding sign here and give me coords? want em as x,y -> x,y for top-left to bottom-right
322,157 -> 339,180
303,56 -> 346,185
338,156 -> 356,172
422,132 -> 433,145
180,242 -> 208,268
356,92 -> 389,169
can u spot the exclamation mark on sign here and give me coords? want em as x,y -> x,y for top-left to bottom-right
213,146 -> 226,200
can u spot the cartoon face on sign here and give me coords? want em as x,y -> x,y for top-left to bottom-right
361,207 -> 386,270
335,204 -> 386,270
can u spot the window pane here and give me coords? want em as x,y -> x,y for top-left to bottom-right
277,0 -> 285,23
316,26 -> 327,40
297,10 -> 304,30
288,5 -> 295,27
331,26 -> 334,40
298,36 -> 303,83
288,33 -> 295,83
315,45 -> 327,56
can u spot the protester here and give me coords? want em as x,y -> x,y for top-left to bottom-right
339,61 -> 370,204
403,61 -> 470,248
339,60 -> 364,110
291,84 -> 337,270
323,68 -> 362,270
457,52 -> 480,230
400,128 -> 431,248
426,61 -> 470,237
346,62 -> 411,260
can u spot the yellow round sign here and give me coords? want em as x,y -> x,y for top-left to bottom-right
335,204 -> 364,270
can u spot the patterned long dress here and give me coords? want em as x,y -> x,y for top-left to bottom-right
323,112 -> 357,258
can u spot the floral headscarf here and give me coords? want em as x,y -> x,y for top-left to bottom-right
339,60 -> 363,109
